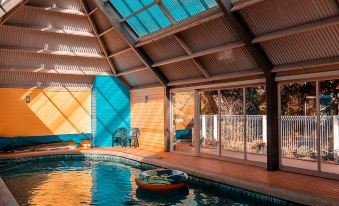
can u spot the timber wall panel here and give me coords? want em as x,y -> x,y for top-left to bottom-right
0,87 -> 91,137
131,86 -> 165,152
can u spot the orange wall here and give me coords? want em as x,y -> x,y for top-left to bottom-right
131,86 -> 165,152
0,88 -> 91,137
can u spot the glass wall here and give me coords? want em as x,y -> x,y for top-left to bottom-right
171,91 -> 195,154
319,79 -> 339,175
199,90 -> 219,155
220,88 -> 244,159
246,86 -> 267,163
280,81 -> 318,171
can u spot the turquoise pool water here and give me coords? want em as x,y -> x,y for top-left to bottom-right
0,155 -> 298,206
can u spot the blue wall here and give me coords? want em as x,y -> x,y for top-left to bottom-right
93,76 -> 130,147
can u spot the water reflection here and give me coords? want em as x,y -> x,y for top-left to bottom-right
0,160 -> 294,206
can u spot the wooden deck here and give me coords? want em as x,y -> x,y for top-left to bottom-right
0,148 -> 338,206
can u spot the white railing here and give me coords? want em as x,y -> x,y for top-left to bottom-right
198,115 -> 339,159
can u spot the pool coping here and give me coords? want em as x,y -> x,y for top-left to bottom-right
0,149 -> 338,206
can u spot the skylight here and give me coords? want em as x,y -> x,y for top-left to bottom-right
109,0 -> 218,37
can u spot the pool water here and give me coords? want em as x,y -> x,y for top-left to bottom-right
0,158 -> 297,206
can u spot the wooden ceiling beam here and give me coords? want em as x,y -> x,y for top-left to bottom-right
231,0 -> 264,12
2,24 -> 96,37
0,46 -> 106,58
116,66 -> 148,76
0,66 -> 112,76
252,16 -> 339,43
108,47 -> 132,58
272,56 -> 339,73
152,41 -> 244,67
173,34 -> 210,78
23,5 -> 86,16
135,7 -> 224,47
168,68 -> 263,86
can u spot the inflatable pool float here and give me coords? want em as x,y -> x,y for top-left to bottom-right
135,169 -> 188,191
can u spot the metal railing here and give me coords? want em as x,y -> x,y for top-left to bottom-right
198,115 -> 339,159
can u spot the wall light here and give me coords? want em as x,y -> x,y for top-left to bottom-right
25,96 -> 30,103
144,95 -> 148,103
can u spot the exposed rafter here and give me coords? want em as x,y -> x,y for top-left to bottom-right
23,4 -> 86,16
108,47 -> 132,58
272,57 -> 339,73
78,0 -> 117,76
0,46 -> 105,59
173,34 -> 210,78
168,68 -> 263,86
93,0 -> 168,86
2,24 -> 96,37
231,0 -> 264,12
0,66 -> 110,76
116,66 -> 148,77
252,16 -> 339,43
152,41 -> 244,67
0,0 -> 28,25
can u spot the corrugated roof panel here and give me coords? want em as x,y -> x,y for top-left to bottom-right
0,49 -> 111,73
239,0 -> 339,35
261,25 -> 339,65
0,26 -> 103,54
101,30 -> 129,54
122,69 -> 160,87
0,70 -> 94,88
199,47 -> 257,75
91,10 -> 113,33
113,50 -> 145,72
28,0 -> 83,11
159,59 -> 204,81
6,6 -> 93,33
142,35 -> 187,62
179,16 -> 238,52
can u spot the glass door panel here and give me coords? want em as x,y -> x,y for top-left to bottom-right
246,86 -> 267,163
220,88 -> 244,159
280,82 -> 318,171
320,79 -> 339,175
200,90 -> 219,155
171,92 -> 195,154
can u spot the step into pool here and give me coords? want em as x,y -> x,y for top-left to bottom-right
0,155 -> 301,206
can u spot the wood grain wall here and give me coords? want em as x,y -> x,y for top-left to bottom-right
131,86 -> 166,152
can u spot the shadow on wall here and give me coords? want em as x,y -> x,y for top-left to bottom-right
93,76 -> 130,147
0,87 -> 91,151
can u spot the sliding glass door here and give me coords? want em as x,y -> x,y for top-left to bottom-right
279,79 -> 339,176
170,91 -> 195,154
199,90 -> 219,156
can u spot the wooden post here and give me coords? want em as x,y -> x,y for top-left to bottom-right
164,86 -> 171,152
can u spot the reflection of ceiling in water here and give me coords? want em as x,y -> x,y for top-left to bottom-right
29,171 -> 92,206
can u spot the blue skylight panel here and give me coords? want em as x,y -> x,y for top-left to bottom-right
162,0 -> 189,22
109,0 -> 218,37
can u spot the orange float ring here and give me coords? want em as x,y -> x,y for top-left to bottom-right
135,177 -> 187,191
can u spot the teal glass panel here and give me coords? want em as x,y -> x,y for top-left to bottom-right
109,0 -> 217,37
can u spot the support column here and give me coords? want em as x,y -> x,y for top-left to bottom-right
164,87 -> 171,152
333,116 -> 339,159
266,72 -> 279,170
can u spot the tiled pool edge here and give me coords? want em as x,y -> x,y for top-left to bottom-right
0,150 -> 337,206
0,177 -> 19,206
